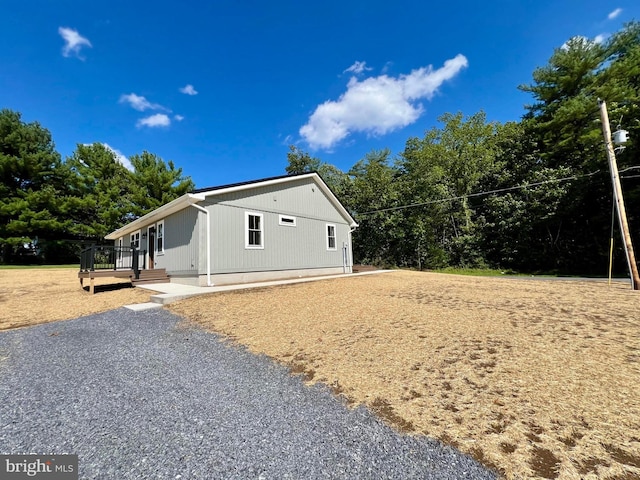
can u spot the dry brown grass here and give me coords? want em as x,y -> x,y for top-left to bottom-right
170,270 -> 640,480
0,268 -> 150,330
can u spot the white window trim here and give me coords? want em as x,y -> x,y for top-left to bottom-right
130,230 -> 141,249
326,223 -> 337,251
117,238 -> 123,260
278,214 -> 296,227
156,220 -> 165,255
245,212 -> 264,249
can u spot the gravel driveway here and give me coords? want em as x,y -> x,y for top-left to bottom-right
0,308 -> 496,479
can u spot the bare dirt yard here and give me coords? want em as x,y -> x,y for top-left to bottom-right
170,270 -> 640,480
0,268 -> 149,330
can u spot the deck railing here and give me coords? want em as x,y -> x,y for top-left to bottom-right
79,245 -> 147,278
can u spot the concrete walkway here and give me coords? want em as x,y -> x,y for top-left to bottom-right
124,270 -> 391,310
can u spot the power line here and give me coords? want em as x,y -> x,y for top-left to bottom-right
358,170 -> 603,217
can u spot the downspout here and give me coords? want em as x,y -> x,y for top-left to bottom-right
348,226 -> 357,274
190,203 -> 213,286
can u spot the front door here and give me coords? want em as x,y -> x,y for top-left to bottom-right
148,226 -> 156,269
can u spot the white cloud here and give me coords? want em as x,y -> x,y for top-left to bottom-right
561,35 -> 605,50
300,54 -> 468,150
137,114 -> 171,128
343,61 -> 372,75
594,33 -> 607,44
102,143 -> 133,171
81,143 -> 133,171
119,93 -> 167,112
174,114 -> 184,121
280,134 -> 293,145
179,84 -> 198,95
58,27 -> 92,59
381,62 -> 393,74
608,8 -> 622,20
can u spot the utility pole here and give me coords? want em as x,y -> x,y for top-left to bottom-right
599,99 -> 640,290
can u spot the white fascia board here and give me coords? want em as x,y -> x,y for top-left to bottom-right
199,173 -> 318,197
104,193 -> 205,240
200,173 -> 359,228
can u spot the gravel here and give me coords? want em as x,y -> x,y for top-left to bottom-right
0,308 -> 496,479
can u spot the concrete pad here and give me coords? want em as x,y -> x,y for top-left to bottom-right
137,270 -> 394,305
150,292 -> 207,305
135,283 -> 212,294
123,302 -> 163,311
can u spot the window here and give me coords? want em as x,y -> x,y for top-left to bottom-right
118,238 -> 123,260
326,224 -> 336,250
130,231 -> 140,249
279,215 -> 296,227
245,212 -> 264,249
157,221 -> 164,253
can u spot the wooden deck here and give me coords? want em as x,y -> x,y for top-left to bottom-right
78,269 -> 136,294
78,269 -> 170,294
78,245 -> 169,294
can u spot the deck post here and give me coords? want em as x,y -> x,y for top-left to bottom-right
132,247 -> 140,279
89,277 -> 95,294
90,245 -> 96,271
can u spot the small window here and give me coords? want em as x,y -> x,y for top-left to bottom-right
279,215 -> 296,227
130,231 -> 140,249
245,212 -> 264,249
157,221 -> 164,253
326,224 -> 336,250
118,238 -> 123,260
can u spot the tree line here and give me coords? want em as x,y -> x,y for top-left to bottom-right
0,110 -> 193,263
2,22 -> 639,274
287,22 -> 640,275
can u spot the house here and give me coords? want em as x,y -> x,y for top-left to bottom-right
102,172 -> 358,287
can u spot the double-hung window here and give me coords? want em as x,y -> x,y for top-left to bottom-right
326,224 -> 336,250
245,212 -> 264,249
157,221 -> 164,253
130,231 -> 140,249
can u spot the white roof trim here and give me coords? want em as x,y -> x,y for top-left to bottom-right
105,173 -> 357,240
104,193 -> 204,240
200,173 -> 357,228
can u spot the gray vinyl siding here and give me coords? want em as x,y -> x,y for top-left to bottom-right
152,207 -> 200,275
212,177 -> 346,223
121,230 -> 145,268
202,179 -> 352,274
117,176 -> 354,277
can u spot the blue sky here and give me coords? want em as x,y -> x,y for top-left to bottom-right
1,1 -> 638,188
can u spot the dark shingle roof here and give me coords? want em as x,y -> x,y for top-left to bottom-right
190,172 -> 312,194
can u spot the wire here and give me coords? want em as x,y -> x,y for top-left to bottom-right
357,170 -> 602,216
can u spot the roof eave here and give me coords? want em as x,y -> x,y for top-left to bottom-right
104,172 -> 358,240
199,172 -> 357,227
104,193 -> 204,240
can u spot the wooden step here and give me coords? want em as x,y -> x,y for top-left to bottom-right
137,268 -> 168,277
132,268 -> 170,285
132,278 -> 170,285
135,274 -> 170,280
